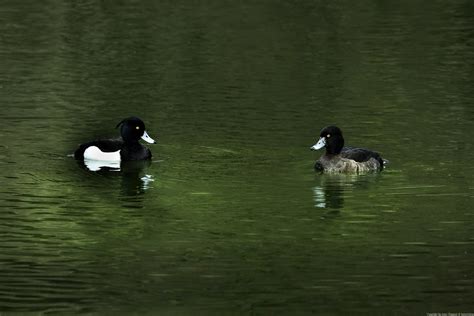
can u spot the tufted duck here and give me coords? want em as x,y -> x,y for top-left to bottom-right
74,117 -> 156,162
310,126 -> 385,173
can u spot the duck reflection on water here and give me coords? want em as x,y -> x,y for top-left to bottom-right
78,159 -> 155,196
313,173 -> 381,213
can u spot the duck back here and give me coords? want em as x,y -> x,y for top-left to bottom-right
341,147 -> 384,169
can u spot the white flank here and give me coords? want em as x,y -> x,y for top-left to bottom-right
83,146 -> 121,161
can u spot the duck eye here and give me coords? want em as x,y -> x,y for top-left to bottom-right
136,126 -> 140,130
326,134 -> 331,138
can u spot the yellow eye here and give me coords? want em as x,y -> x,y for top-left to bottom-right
136,126 -> 140,130
327,134 -> 331,138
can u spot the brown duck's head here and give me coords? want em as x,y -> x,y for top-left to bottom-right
310,125 -> 344,155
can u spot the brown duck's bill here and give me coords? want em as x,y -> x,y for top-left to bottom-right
310,137 -> 325,150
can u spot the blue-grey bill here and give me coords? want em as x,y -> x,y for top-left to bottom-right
311,137 -> 326,150
141,131 -> 156,144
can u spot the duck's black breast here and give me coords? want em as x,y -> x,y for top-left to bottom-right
74,139 -> 123,160
120,143 -> 152,161
341,147 -> 383,167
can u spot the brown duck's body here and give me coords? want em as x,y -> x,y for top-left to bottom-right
315,152 -> 383,173
311,126 -> 386,174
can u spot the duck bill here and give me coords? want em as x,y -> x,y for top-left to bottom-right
141,131 -> 156,144
310,137 -> 325,150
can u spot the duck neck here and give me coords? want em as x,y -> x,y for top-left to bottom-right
324,152 -> 340,159
122,140 -> 141,149
325,147 -> 342,156
325,136 -> 344,155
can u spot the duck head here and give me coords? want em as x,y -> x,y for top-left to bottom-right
310,125 -> 344,155
116,117 -> 156,144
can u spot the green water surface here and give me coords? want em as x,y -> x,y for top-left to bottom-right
0,0 -> 473,314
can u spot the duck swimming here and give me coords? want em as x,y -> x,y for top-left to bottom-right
310,126 -> 385,173
74,117 -> 156,162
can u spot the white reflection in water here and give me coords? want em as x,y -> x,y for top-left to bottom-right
84,159 -> 121,171
313,186 -> 326,208
81,160 -> 155,194
141,174 -> 154,190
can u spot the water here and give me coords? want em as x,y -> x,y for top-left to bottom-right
1,0 -> 473,313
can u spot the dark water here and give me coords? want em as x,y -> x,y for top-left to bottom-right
1,0 -> 473,313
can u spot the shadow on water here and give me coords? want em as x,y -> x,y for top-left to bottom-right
76,159 -> 155,197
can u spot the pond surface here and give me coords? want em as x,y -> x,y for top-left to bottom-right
1,0 -> 473,314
